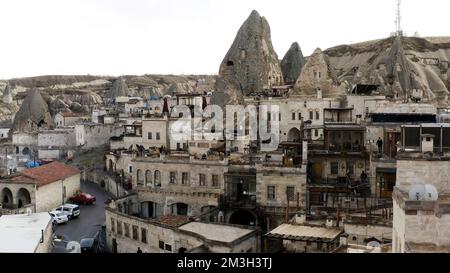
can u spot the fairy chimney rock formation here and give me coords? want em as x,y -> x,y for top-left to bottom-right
109,77 -> 129,100
217,10 -> 283,103
294,48 -> 339,97
281,42 -> 306,84
2,84 -> 13,104
11,88 -> 54,133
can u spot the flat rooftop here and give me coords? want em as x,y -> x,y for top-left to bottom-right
179,222 -> 256,244
0,212 -> 51,253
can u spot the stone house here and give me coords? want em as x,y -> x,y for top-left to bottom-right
105,205 -> 260,253
75,122 -> 124,149
0,161 -> 80,213
392,131 -> 450,252
54,112 -> 89,127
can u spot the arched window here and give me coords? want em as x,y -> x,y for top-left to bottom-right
145,170 -> 152,186
136,169 -> 144,186
154,170 -> 161,187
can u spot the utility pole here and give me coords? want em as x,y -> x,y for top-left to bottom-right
395,0 -> 402,37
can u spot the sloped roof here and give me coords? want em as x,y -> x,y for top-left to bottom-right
19,161 -> 80,187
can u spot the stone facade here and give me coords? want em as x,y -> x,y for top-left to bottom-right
75,123 -> 124,149
131,157 -> 227,217
105,207 -> 260,253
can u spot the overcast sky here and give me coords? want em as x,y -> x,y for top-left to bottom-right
0,0 -> 449,79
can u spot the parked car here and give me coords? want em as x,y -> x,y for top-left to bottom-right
54,204 -> 80,219
80,238 -> 99,253
69,193 -> 96,205
49,211 -> 69,225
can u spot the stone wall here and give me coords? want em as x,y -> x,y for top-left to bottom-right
396,159 -> 450,193
131,158 -> 227,217
35,173 -> 80,212
105,208 -> 260,253
256,164 -> 306,208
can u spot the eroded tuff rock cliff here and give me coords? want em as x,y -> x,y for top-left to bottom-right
0,74 -> 217,123
214,10 -> 283,105
319,36 -> 450,105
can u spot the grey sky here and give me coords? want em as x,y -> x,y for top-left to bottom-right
0,0 -> 448,79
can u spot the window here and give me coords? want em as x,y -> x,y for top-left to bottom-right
314,129 -> 319,137
298,113 -> 302,120
279,113 -> 281,121
145,170 -> 152,186
165,244 -> 172,252
199,174 -> 206,186
159,241 -> 165,249
286,186 -> 295,202
141,228 -> 147,243
212,174 -> 219,188
177,143 -> 181,150
330,162 -> 339,175
292,113 -> 296,120
117,221 -> 122,235
111,218 -> 115,232
309,110 -> 313,120
129,165 -> 132,173
182,172 -> 190,185
156,132 -> 160,140
267,186 -> 276,200
136,169 -> 144,186
315,110 -> 320,120
148,132 -> 152,140
169,172 -> 177,184
346,161 -> 354,175
154,170 -> 161,187
132,225 -> 139,240
124,223 -> 130,238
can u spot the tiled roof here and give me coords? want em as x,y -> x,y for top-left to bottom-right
19,161 -> 80,187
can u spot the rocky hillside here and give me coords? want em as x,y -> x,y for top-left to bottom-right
0,74 -> 217,121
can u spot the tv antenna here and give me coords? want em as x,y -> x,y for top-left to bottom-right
395,0 -> 403,36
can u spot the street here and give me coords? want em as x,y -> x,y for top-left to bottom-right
52,180 -> 111,253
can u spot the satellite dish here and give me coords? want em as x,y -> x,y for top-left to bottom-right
409,184 -> 426,201
367,241 -> 381,248
424,184 -> 438,201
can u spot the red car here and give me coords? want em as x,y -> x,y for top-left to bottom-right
69,193 -> 96,205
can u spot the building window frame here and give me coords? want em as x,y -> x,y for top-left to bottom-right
267,185 -> 276,200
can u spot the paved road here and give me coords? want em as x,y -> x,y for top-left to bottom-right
52,180 -> 111,253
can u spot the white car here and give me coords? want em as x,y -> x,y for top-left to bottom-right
49,211 -> 69,225
54,204 -> 80,219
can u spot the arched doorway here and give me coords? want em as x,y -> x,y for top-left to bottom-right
229,209 -> 257,226
17,188 -> 31,208
22,147 -> 30,155
1,188 -> 14,208
287,127 -> 301,142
